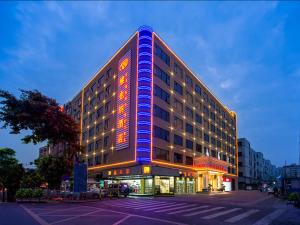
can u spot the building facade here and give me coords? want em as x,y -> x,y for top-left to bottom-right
65,26 -> 238,195
238,138 -> 277,189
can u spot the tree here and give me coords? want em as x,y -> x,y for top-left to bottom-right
35,156 -> 70,190
0,148 -> 24,202
20,170 -> 44,189
0,89 -> 81,159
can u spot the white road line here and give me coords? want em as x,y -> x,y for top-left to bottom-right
112,215 -> 131,225
20,205 -> 50,225
155,204 -> 198,213
107,202 -> 168,208
202,208 -> 241,219
251,209 -> 285,225
144,203 -> 187,211
167,205 -> 209,215
184,206 -> 225,217
82,205 -> 188,225
104,201 -> 162,207
225,209 -> 260,223
50,209 -> 104,224
38,206 -> 90,215
130,202 -> 175,209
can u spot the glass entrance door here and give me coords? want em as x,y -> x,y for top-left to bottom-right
160,178 -> 170,194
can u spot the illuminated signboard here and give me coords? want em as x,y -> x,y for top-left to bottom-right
194,156 -> 228,172
116,50 -> 131,150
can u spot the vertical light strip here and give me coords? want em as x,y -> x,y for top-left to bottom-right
80,88 -> 84,146
136,26 -> 153,164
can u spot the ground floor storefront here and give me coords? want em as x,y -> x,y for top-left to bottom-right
88,164 -> 237,195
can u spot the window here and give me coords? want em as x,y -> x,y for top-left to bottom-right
84,104 -> 88,113
203,105 -> 209,117
90,97 -> 96,107
210,124 -> 216,133
174,63 -> 183,78
196,144 -> 202,153
173,116 -> 183,129
174,81 -> 183,95
154,104 -> 170,122
154,65 -> 170,86
186,139 -> 193,150
154,85 -> 170,104
89,127 -> 94,137
154,147 -> 169,161
211,150 -> 217,158
88,158 -> 93,166
186,123 -> 193,134
97,106 -> 103,118
202,91 -> 208,102
98,75 -> 104,86
174,98 -> 183,113
104,136 -> 109,147
204,133 -> 210,142
195,84 -> 202,96
106,68 -> 112,80
196,128 -> 202,138
211,137 -> 216,145
154,126 -> 170,142
185,75 -> 193,87
105,101 -> 111,113
174,134 -> 183,146
95,155 -> 101,165
195,100 -> 201,111
105,85 -> 111,97
196,114 -> 202,124
88,142 -> 94,152
186,156 -> 193,165
210,111 -> 215,121
89,112 -> 95,123
174,153 -> 183,163
95,139 -> 102,149
155,43 -> 170,66
104,118 -> 110,130
96,123 -> 103,134
185,106 -> 193,119
186,91 -> 193,104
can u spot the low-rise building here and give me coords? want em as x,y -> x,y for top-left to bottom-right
238,138 -> 277,189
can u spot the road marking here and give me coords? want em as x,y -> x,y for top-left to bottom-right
184,206 -> 225,217
38,206 -> 89,215
112,215 -> 131,225
130,202 -> 176,209
82,205 -> 188,225
202,208 -> 241,219
225,209 -> 259,223
107,201 -> 170,209
155,204 -> 197,213
251,209 -> 285,225
20,205 -> 50,225
50,208 -> 104,224
144,203 -> 187,211
167,205 -> 209,215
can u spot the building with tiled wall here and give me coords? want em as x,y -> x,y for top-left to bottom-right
65,26 -> 238,195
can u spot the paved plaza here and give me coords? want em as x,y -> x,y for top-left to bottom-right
1,191 -> 299,225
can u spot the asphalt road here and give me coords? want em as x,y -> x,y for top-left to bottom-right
0,191 -> 299,225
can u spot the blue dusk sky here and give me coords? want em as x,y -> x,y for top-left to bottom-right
0,2 -> 300,167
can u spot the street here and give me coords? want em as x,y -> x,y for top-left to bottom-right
1,191 -> 299,225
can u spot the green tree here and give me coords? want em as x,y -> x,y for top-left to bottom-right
20,170 -> 44,189
35,156 -> 70,190
0,148 -> 24,202
0,89 -> 81,160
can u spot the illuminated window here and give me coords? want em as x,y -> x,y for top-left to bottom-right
143,166 -> 151,174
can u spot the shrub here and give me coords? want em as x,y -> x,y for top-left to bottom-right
16,189 -> 43,200
288,192 -> 299,202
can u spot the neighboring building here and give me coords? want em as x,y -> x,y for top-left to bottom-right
38,143 -> 67,158
281,164 -> 300,193
238,138 -> 278,189
65,26 -> 238,195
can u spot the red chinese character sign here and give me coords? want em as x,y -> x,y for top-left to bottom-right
116,51 -> 131,150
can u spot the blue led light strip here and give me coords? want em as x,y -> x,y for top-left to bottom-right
136,26 -> 153,164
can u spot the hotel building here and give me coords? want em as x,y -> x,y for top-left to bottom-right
65,26 -> 238,195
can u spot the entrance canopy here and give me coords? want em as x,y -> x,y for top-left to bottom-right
194,156 -> 228,173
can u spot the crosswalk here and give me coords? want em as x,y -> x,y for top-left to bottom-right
102,199 -> 274,224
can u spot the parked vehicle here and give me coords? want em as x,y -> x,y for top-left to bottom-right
267,187 -> 274,195
108,183 -> 130,197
